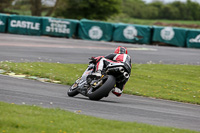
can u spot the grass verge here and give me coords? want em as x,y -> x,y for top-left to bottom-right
0,102 -> 199,133
0,62 -> 199,104
107,14 -> 200,28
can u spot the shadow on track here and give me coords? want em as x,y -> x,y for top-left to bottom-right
68,95 -> 120,104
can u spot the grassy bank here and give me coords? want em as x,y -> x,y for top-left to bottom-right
0,62 -> 199,104
0,102 -> 199,133
108,16 -> 200,25
107,15 -> 200,28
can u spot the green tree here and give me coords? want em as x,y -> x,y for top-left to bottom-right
30,0 -> 42,16
122,0 -> 162,19
54,0 -> 122,20
170,1 -> 187,20
120,0 -> 200,20
122,0 -> 146,18
0,0 -> 14,13
144,5 -> 159,19
30,0 -> 60,16
8,0 -> 59,16
186,0 -> 200,20
148,1 -> 164,19
160,4 -> 180,20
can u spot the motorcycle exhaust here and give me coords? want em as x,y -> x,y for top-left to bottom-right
107,67 -> 124,74
119,67 -> 124,73
123,72 -> 129,79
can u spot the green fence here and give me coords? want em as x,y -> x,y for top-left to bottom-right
0,13 -> 8,33
186,29 -> 200,48
78,19 -> 114,41
113,23 -> 152,44
1,13 -> 200,49
152,26 -> 188,47
42,17 -> 79,38
8,15 -> 42,36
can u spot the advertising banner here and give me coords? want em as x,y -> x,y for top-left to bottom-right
42,17 -> 79,37
0,13 -> 8,33
8,15 -> 42,35
152,26 -> 188,47
113,23 -> 152,44
78,19 -> 114,41
186,29 -> 200,48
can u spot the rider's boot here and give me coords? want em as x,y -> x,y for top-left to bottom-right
112,87 -> 123,97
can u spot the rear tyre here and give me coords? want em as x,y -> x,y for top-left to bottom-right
87,75 -> 116,101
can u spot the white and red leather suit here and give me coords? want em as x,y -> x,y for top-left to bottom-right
92,46 -> 132,96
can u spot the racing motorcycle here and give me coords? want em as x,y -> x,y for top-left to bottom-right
67,58 -> 131,101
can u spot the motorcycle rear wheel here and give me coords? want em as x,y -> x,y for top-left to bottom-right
87,75 -> 116,101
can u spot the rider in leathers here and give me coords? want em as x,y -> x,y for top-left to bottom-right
91,46 -> 132,97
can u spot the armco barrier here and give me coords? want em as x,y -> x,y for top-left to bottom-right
152,26 -> 188,47
186,29 -> 200,48
8,15 -> 42,36
42,17 -> 79,38
0,13 -> 8,33
78,19 -> 114,41
113,23 -> 152,44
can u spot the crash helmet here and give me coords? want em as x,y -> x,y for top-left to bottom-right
114,46 -> 128,54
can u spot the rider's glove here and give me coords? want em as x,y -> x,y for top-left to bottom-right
89,56 -> 104,64
89,57 -> 97,63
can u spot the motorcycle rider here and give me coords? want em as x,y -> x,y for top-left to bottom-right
90,46 -> 132,97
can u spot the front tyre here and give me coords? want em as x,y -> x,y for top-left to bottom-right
87,75 -> 116,101
67,82 -> 79,97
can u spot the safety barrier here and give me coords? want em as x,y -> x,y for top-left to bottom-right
78,19 -> 114,41
152,26 -> 188,47
8,15 -> 42,36
186,29 -> 200,48
42,17 -> 79,38
113,23 -> 152,44
0,13 -> 200,48
0,13 -> 8,33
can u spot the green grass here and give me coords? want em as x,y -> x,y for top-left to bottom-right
4,8 -> 32,16
107,14 -> 200,27
0,102 -> 199,133
0,62 -> 200,104
125,64 -> 200,104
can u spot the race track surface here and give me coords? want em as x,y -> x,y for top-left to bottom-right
0,33 -> 200,131
0,33 -> 200,64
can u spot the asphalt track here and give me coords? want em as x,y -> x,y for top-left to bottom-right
0,33 -> 200,131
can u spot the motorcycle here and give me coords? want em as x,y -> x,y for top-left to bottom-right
67,58 -> 131,101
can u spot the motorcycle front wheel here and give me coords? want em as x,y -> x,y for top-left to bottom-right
87,75 -> 116,101
67,80 -> 79,97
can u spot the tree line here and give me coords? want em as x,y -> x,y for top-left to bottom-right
122,0 -> 200,20
1,0 -> 200,21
